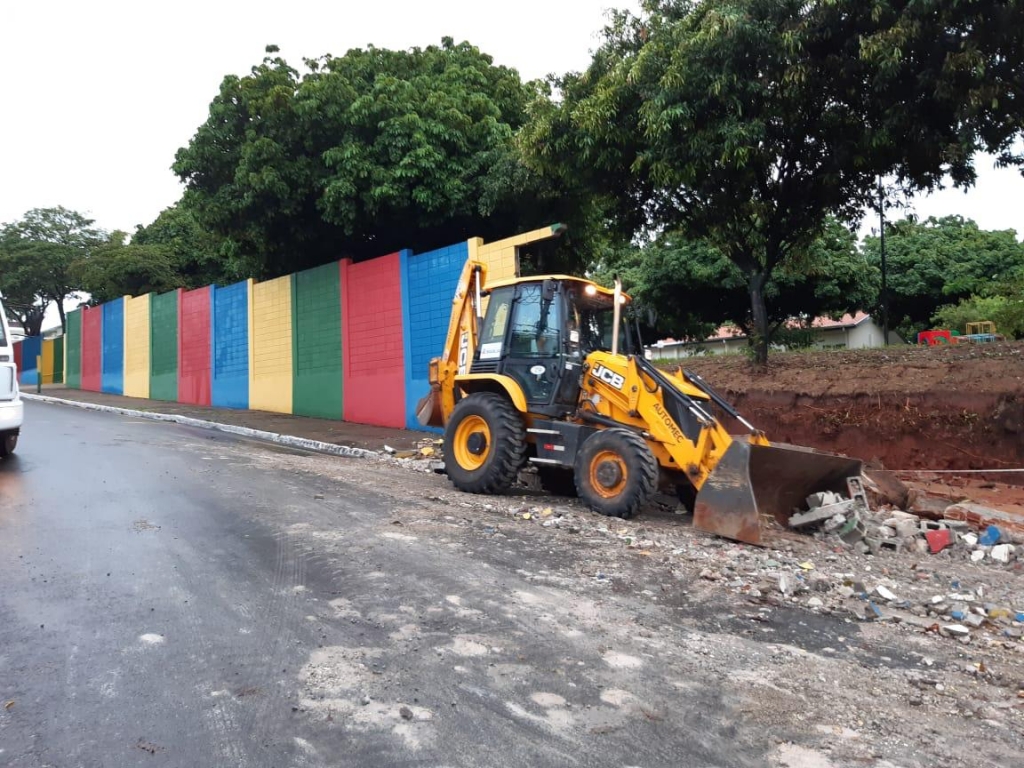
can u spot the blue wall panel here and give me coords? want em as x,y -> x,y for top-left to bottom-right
101,298 -> 124,394
211,281 -> 249,409
19,336 -> 41,385
402,242 -> 467,430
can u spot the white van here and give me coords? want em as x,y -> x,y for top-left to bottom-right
0,297 -> 23,457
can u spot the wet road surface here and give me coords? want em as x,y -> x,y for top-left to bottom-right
0,402 -> 767,768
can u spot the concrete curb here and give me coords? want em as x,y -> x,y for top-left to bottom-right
22,393 -> 380,460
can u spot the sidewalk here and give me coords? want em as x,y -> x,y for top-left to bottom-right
31,385 -> 426,453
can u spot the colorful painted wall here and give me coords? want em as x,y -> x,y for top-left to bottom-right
35,225 -> 563,431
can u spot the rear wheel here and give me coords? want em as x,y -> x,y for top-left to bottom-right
444,393 -> 526,494
0,432 -> 17,458
574,428 -> 658,519
537,466 -> 578,498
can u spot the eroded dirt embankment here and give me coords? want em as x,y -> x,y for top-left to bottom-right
731,390 -> 1023,473
678,341 -> 1024,476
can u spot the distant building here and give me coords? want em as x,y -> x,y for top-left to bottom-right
649,312 -> 906,359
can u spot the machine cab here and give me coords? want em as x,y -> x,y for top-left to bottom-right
470,277 -> 632,415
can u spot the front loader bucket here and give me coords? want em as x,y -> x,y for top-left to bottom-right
416,387 -> 444,428
693,441 -> 863,546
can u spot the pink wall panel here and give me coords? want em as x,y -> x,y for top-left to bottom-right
178,287 -> 212,405
81,306 -> 103,392
341,255 -> 406,428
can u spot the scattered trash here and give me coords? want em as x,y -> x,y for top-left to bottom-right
979,525 -> 1002,547
3,700 -> 13,710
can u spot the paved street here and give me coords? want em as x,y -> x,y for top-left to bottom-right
0,402 -> 761,768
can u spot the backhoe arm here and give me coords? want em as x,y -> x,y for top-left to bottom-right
417,260 -> 488,427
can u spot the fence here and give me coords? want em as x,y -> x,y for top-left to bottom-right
13,225 -> 562,430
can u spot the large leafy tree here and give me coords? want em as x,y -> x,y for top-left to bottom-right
0,207 -> 104,332
0,230 -> 50,336
174,40 -> 601,279
71,232 -> 183,305
132,204 -> 232,288
522,0 -> 1024,363
861,215 -> 1024,338
606,217 -> 879,340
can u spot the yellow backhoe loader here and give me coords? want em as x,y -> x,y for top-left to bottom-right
417,259 -> 861,545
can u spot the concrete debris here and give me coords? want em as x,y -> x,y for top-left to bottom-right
990,544 -> 1014,564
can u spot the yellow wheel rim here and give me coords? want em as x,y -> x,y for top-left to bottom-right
589,450 -> 628,499
453,415 -> 491,471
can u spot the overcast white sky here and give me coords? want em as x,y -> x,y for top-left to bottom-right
2,0 -> 1023,240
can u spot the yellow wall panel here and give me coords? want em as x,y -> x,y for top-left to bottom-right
249,275 -> 293,414
41,339 -> 55,384
475,224 -> 566,285
123,294 -> 151,398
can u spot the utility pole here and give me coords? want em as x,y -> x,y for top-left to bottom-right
878,177 -> 889,346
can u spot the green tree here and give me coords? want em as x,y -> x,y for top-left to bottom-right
0,228 -> 50,336
174,41 -> 600,278
0,207 -> 104,332
132,203 -> 232,288
522,0 -> 1024,363
932,293 -> 1024,339
71,231 -> 183,305
606,218 -> 879,341
861,215 -> 1024,338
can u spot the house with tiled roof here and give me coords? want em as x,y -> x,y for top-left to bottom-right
648,312 -> 906,359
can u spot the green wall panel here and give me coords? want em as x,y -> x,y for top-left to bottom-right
53,336 -> 65,383
150,290 -> 179,402
65,311 -> 81,388
292,262 -> 342,419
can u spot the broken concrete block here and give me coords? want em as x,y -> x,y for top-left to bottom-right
942,624 -> 970,637
925,528 -> 954,554
823,513 -> 847,533
990,544 -> 1014,564
846,476 -> 870,510
806,491 -> 844,509
971,550 -> 986,563
961,532 -> 979,547
964,614 -> 985,628
875,585 -> 897,601
791,499 -> 858,529
875,525 -> 896,538
839,515 -> 868,545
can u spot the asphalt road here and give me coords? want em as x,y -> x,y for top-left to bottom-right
0,402 -> 769,768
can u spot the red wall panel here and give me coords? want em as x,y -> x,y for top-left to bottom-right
178,286 -> 212,406
12,341 -> 22,373
342,255 -> 406,427
81,306 -> 103,392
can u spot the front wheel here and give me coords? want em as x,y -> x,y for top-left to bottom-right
444,393 -> 526,494
0,432 -> 17,458
574,428 -> 658,519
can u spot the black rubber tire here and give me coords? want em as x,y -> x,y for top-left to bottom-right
0,432 -> 17,458
537,466 -> 578,498
676,481 -> 697,513
574,428 -> 658,519
444,393 -> 526,494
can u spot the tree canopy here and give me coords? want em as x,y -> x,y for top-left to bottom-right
522,0 -> 1024,362
605,218 -> 879,341
132,204 -> 232,288
861,215 -> 1024,338
173,40 -> 602,279
0,207 -> 104,333
71,231 -> 184,305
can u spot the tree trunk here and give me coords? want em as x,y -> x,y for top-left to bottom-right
57,298 -> 67,334
748,271 -> 770,367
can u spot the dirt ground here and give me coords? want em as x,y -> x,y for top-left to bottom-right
31,342 -> 1024,765
678,341 -> 1024,514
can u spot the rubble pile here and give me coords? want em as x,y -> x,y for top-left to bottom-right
788,481 -> 1022,566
